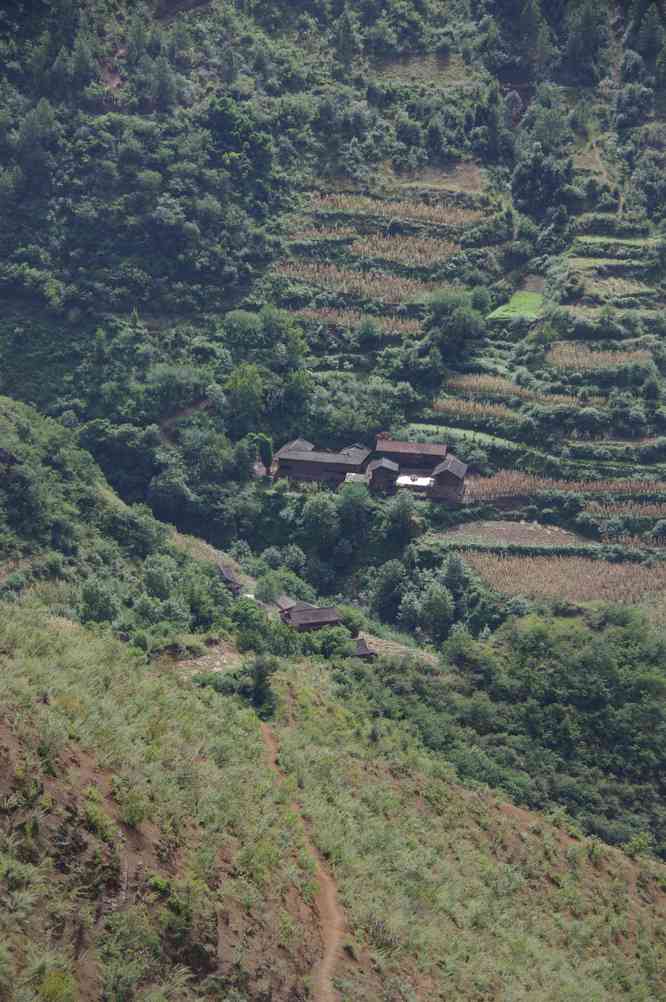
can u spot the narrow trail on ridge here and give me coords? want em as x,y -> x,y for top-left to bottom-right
260,722 -> 346,1002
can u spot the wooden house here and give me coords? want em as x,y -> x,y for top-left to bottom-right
374,434 -> 448,471
277,446 -> 371,486
281,605 -> 343,632
431,455 -> 468,497
367,457 -> 399,492
274,438 -> 315,462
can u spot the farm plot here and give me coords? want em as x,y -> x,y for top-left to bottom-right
464,470 -> 666,503
292,308 -> 422,337
273,261 -> 435,303
445,374 -> 606,408
349,233 -> 459,268
546,342 -> 652,370
432,397 -> 523,424
434,520 -> 587,547
465,552 -> 666,605
487,291 -> 543,321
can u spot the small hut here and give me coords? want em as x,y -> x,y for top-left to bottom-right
281,605 -> 343,632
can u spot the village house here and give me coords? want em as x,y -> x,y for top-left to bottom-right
276,443 -> 371,486
374,434 -> 448,472
354,636 -> 377,660
431,455 -> 468,498
281,604 -> 343,631
366,457 -> 399,492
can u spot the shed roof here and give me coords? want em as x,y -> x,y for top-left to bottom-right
218,563 -> 242,587
284,606 -> 342,626
355,637 -> 377,658
433,455 -> 468,480
367,458 -> 399,474
375,437 -> 448,458
274,438 -> 315,460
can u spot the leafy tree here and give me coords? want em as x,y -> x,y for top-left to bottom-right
224,364 -> 265,437
370,559 -> 407,622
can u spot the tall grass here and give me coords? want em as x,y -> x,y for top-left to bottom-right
547,343 -> 652,371
310,192 -> 482,227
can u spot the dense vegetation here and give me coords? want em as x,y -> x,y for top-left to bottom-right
3,0 -> 666,997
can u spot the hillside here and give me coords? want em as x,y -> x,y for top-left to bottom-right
2,0 -> 666,998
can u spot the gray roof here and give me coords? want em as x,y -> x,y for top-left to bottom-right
433,455 -> 468,480
279,448 -> 371,467
355,637 -> 377,657
274,438 -> 315,460
367,458 -> 399,474
284,605 -> 342,626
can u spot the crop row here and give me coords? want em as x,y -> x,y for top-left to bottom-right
350,233 -> 459,267
466,552 -> 666,605
446,374 -> 606,408
546,342 -> 653,371
289,224 -> 357,241
433,397 -> 522,423
586,500 -> 666,518
309,193 -> 482,227
464,470 -> 666,502
273,261 -> 434,302
292,307 -> 422,336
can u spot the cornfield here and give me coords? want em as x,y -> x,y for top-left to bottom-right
433,397 -> 521,423
446,375 -> 605,408
273,261 -> 434,302
288,225 -> 356,241
350,233 -> 459,266
464,470 -> 666,502
292,308 -> 422,336
309,193 -> 482,227
586,500 -> 666,518
446,374 -> 534,401
547,342 -> 653,371
466,552 -> 666,604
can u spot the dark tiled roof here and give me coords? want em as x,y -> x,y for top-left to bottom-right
376,437 -> 448,458
433,455 -> 468,480
280,448 -> 371,467
284,606 -> 342,626
368,458 -> 399,474
274,438 -> 315,460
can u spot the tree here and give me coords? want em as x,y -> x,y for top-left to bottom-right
334,4 -> 363,72
224,364 -> 264,437
420,583 -> 455,643
301,493 -> 341,550
153,54 -> 177,110
371,559 -> 407,622
255,433 -> 273,471
511,143 -> 574,219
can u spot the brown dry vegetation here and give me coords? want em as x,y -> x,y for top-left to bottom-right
446,374 -> 606,408
586,500 -> 666,517
292,307 -> 422,336
465,552 -> 666,605
464,470 -> 666,502
433,397 -> 523,422
288,224 -> 356,242
547,342 -> 653,370
350,232 -> 459,266
273,261 -> 434,302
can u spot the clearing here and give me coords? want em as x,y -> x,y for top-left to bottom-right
487,291 -> 544,321
432,520 -> 589,548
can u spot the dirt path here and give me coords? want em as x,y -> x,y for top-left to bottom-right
260,723 -> 345,1002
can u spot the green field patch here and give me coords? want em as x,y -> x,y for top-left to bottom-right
487,291 -> 544,321
576,235 -> 657,247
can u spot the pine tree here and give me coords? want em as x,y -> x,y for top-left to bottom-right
335,4 -> 362,72
657,40 -> 666,88
637,5 -> 664,59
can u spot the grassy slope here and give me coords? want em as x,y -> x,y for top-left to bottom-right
2,608 -> 666,1000
0,605 -> 322,1001
272,661 -> 666,1001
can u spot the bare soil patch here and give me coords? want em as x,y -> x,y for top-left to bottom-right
435,520 -> 587,547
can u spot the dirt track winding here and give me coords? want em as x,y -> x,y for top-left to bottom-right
260,722 -> 345,1002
